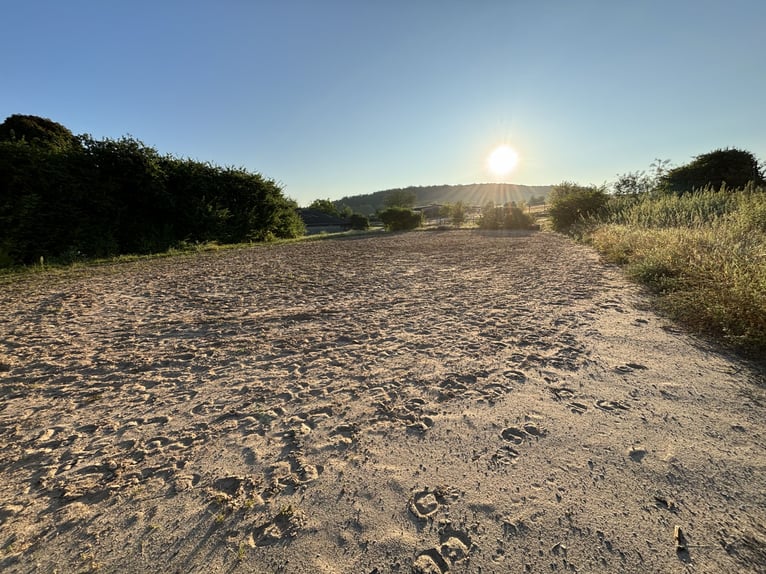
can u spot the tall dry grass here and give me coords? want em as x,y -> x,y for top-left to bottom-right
588,187 -> 766,356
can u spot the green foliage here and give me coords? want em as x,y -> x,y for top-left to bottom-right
588,187 -> 766,357
661,148 -> 764,194
0,114 -> 77,150
0,115 -> 303,267
437,202 -> 467,226
378,207 -> 421,231
383,189 -> 416,209
451,201 -> 466,226
478,203 -> 534,230
307,198 -> 339,217
338,204 -> 353,219
613,171 -> 653,196
613,159 -> 672,196
349,213 -> 370,230
547,182 -> 609,232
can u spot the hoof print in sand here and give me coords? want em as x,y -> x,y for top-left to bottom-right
407,416 -> 435,434
173,473 -> 201,493
212,475 -> 255,497
330,423 -> 359,446
616,362 -> 648,373
438,522 -> 473,564
501,421 -> 546,444
412,548 -> 450,574
500,426 -> 527,444
550,387 -> 575,401
522,422 -> 547,437
409,488 -> 440,520
567,401 -> 588,414
250,505 -> 305,546
595,399 -> 629,412
490,445 -> 520,468
628,447 -> 647,462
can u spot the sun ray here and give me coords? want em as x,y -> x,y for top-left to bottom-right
487,145 -> 519,177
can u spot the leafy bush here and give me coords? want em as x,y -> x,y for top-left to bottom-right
383,189 -> 416,208
478,204 -> 534,230
307,198 -> 339,217
0,115 -> 304,266
548,182 -> 608,232
0,114 -> 77,150
661,148 -> 765,193
378,207 -> 421,231
349,213 -> 370,230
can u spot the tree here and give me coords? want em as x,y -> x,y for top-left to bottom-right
661,148 -> 765,193
0,114 -> 305,266
451,201 -> 466,226
383,189 -> 416,208
548,182 -> 608,232
0,114 -> 77,150
349,213 -> 369,230
478,203 -> 534,230
613,171 -> 653,196
379,207 -> 421,231
307,198 -> 340,217
338,204 -> 353,219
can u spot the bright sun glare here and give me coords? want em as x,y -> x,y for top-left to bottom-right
487,145 -> 519,176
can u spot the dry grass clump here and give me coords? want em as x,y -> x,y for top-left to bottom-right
588,189 -> 766,356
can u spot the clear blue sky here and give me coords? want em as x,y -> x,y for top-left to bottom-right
3,1 -> 764,206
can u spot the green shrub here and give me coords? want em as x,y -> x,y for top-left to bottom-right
0,115 -> 304,266
349,213 -> 370,230
478,204 -> 534,230
378,207 -> 421,231
548,182 -> 608,232
661,148 -> 765,193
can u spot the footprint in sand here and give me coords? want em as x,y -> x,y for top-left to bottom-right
413,523 -> 473,573
438,523 -> 473,564
500,426 -> 527,445
490,445 -> 520,468
595,399 -> 629,412
501,421 -> 547,444
173,473 -> 201,493
628,447 -> 647,463
412,548 -> 450,574
567,401 -> 588,414
550,387 -> 575,401
615,363 -> 648,374
522,422 -> 547,437
249,506 -> 306,546
409,488 -> 440,520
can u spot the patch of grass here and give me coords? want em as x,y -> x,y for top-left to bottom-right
587,189 -> 766,356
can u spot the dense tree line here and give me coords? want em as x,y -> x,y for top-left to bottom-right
0,115 -> 304,266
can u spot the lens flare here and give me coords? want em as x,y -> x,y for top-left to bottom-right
487,145 -> 519,176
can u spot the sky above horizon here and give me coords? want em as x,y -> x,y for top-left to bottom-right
3,1 -> 765,206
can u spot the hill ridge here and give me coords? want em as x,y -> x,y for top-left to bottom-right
335,182 -> 552,215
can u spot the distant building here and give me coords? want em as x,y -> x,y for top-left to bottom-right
297,209 -> 352,235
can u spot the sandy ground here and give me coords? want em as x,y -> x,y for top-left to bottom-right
0,230 -> 764,573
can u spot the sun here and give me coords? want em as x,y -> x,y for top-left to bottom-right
487,145 -> 519,176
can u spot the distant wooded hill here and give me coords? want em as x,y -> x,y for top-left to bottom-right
336,183 -> 552,215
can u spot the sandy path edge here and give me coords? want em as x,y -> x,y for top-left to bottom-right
1,230 -> 764,573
